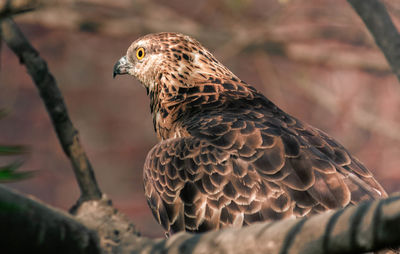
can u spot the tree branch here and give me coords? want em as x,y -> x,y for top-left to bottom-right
2,183 -> 400,254
128,195 -> 400,254
348,0 -> 400,82
0,185 -> 100,254
0,0 -> 44,18
0,18 -> 102,202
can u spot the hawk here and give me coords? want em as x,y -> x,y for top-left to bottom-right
113,32 -> 387,235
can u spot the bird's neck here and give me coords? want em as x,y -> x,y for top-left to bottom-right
149,72 -> 260,141
148,73 -> 190,140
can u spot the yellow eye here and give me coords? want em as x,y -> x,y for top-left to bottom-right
136,47 -> 145,60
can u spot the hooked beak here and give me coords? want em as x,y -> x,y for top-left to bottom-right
113,56 -> 133,78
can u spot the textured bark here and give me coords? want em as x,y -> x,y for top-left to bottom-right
0,185 -> 100,254
348,0 -> 400,82
0,18 -> 102,202
128,194 -> 400,254
1,184 -> 400,254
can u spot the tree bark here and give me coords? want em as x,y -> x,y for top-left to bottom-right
1,184 -> 400,254
348,0 -> 400,82
0,185 -> 100,254
0,18 -> 102,202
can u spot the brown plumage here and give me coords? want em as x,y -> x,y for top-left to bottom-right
113,32 -> 387,235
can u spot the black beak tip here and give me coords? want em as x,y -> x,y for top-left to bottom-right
113,56 -> 130,79
113,62 -> 120,79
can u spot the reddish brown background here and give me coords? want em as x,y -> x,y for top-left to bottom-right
1,0 -> 399,237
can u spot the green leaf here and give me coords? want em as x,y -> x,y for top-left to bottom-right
0,109 -> 33,182
0,145 -> 28,155
0,161 -> 34,182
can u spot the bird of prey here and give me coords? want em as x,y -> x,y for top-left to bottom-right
113,32 -> 387,235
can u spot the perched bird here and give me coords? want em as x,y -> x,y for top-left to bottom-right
113,32 -> 387,235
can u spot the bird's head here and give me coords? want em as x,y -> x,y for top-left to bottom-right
113,33 -> 256,139
113,32 -> 236,93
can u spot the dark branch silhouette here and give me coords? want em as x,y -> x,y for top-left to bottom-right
0,185 -> 100,254
0,0 -> 44,18
0,18 -> 102,202
348,0 -> 400,82
1,182 -> 400,254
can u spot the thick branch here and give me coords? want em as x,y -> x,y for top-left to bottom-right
2,183 -> 400,254
0,18 -> 102,201
126,195 -> 400,254
348,0 -> 400,82
0,0 -> 44,18
0,185 -> 100,254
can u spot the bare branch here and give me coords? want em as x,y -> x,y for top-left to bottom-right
0,185 -> 100,254
348,0 -> 400,82
125,195 -> 400,254
3,183 -> 400,254
0,0 -> 44,18
73,196 -> 140,253
58,192 -> 400,254
0,18 -> 102,202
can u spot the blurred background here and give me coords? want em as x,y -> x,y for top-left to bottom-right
0,0 -> 399,237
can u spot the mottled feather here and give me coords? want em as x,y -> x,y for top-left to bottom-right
113,32 -> 387,235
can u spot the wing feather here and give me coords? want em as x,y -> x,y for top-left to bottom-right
144,80 -> 387,234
